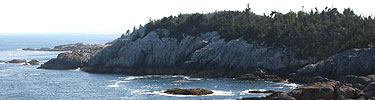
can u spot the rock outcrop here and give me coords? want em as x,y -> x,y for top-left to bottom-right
28,60 -> 39,65
38,46 -> 104,69
22,43 -> 104,51
245,75 -> 375,100
7,59 -> 27,63
164,88 -> 213,95
296,48 -> 375,79
84,28 -> 313,77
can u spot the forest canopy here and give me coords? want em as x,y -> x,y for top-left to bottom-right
143,7 -> 375,60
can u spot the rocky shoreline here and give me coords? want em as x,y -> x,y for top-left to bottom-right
244,75 -> 375,100
37,28 -> 375,99
38,46 -> 105,69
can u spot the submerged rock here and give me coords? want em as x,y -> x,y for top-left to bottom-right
28,60 -> 39,65
7,59 -> 27,63
164,88 -> 213,95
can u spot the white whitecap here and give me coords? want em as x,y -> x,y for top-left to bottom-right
107,81 -> 129,87
124,76 -> 144,80
28,73 -> 40,76
17,73 -> 40,76
75,67 -> 81,71
275,87 -> 284,89
184,77 -> 202,81
209,90 -> 234,96
281,83 -> 300,88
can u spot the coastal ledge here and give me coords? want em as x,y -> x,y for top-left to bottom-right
22,42 -> 104,51
164,88 -> 213,95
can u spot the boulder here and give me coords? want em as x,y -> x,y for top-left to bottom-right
164,88 -> 213,95
28,60 -> 39,65
7,59 -> 27,63
289,81 -> 337,100
336,85 -> 362,99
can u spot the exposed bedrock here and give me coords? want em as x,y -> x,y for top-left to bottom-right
38,47 -> 104,69
296,48 -> 375,79
84,28 -> 314,78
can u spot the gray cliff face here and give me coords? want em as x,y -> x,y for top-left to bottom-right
85,28 -> 313,76
38,46 -> 104,69
296,48 -> 375,79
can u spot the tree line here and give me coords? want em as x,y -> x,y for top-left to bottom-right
142,7 -> 375,60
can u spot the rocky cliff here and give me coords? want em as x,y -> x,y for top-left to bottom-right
296,48 -> 375,79
83,28 -> 314,77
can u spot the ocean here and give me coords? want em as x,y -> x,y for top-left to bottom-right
0,33 -> 299,100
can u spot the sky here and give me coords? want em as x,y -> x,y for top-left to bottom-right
0,0 -> 374,34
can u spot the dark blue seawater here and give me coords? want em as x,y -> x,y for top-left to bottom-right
0,33 -> 300,100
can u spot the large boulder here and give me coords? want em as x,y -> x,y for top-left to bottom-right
336,85 -> 363,99
296,48 -> 375,79
289,81 -> 337,100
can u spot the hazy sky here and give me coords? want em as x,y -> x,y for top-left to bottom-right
0,0 -> 373,34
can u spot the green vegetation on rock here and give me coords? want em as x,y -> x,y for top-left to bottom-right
144,7 -> 375,60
